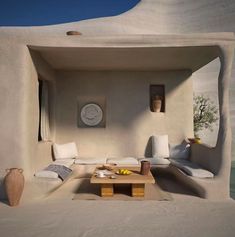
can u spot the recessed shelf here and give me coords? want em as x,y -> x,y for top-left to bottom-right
150,85 -> 165,112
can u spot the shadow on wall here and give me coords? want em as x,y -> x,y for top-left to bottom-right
145,137 -> 152,157
55,70 -> 192,157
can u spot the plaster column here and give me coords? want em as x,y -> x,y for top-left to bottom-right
190,44 -> 235,199
215,45 -> 235,179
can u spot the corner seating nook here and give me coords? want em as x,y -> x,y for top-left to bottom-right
34,139 -> 215,200
30,34 -> 235,201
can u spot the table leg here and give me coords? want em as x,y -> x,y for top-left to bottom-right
101,184 -> 114,197
132,184 -> 145,197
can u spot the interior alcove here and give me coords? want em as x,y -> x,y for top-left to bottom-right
28,44 -> 219,158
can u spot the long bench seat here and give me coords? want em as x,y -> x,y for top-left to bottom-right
33,153 -> 215,199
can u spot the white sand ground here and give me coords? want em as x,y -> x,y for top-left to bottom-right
0,176 -> 235,237
1,199 -> 235,237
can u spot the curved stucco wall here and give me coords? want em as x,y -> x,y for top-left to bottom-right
0,0 -> 234,158
0,43 -> 31,176
1,0 -> 235,36
0,0 -> 234,195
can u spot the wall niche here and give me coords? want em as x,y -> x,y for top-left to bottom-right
150,85 -> 165,112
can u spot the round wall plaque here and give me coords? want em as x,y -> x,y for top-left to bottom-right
80,103 -> 103,126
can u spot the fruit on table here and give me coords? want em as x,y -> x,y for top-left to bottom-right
118,169 -> 132,175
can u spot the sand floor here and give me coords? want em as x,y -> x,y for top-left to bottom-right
0,174 -> 235,237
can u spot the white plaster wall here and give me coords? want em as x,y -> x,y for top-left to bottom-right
29,52 -> 57,172
50,0 -> 235,160
0,0 -> 234,181
0,44 -> 36,197
0,48 -> 56,196
0,43 -> 30,178
55,70 -> 193,157
1,0 -> 232,158
1,0 -> 234,36
14,48 -> 57,178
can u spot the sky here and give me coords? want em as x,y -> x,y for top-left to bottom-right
0,0 -> 140,26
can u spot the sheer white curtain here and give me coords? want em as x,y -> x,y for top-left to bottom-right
40,80 -> 50,141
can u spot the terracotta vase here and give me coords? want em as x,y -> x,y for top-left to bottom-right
4,168 -> 24,206
152,96 -> 162,112
140,161 -> 151,175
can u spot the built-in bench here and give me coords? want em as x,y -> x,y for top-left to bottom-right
33,156 -> 214,198
33,140 -> 216,199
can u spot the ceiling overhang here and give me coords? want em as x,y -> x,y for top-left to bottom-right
28,34 -> 235,72
30,45 -> 219,72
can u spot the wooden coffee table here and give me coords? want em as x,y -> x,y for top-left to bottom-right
90,167 -> 155,197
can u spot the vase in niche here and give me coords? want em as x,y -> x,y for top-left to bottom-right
4,168 -> 24,206
152,95 -> 162,112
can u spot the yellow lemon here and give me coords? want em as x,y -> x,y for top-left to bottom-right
195,138 -> 201,144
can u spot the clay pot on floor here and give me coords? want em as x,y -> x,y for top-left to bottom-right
152,96 -> 162,112
4,168 -> 24,206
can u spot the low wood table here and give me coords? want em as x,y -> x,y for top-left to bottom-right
90,167 -> 155,197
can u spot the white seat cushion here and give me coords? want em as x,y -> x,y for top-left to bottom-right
170,159 -> 214,178
152,135 -> 170,158
34,170 -> 59,179
106,157 -> 139,165
140,157 -> 170,165
75,157 -> 107,165
53,142 -> 78,160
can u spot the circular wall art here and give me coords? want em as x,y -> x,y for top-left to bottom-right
80,103 -> 103,126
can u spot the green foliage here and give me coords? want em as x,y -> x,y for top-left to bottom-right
193,94 -> 218,137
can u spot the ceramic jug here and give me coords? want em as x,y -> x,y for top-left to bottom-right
4,168 -> 24,206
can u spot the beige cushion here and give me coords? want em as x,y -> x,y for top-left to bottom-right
152,135 -> 169,158
170,159 -> 214,178
34,170 -> 59,179
53,142 -> 78,160
106,157 -> 139,165
75,157 -> 107,165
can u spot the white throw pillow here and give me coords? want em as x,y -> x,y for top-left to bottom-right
53,142 -> 78,160
152,135 -> 169,158
169,142 -> 190,160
